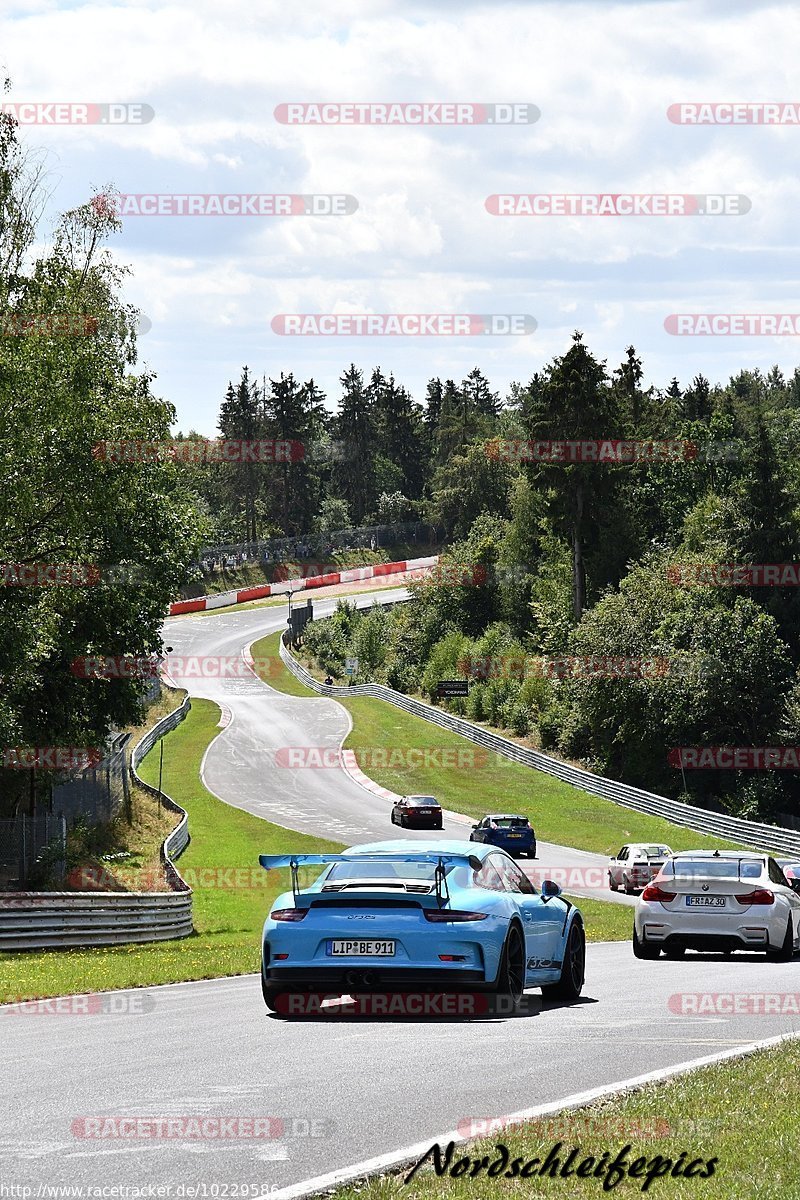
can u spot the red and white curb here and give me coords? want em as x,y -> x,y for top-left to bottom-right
169,556 -> 439,616
340,749 -> 402,802
339,749 -> 471,829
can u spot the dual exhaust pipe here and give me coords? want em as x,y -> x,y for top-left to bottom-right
345,969 -> 379,987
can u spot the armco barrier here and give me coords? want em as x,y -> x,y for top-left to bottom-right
0,700 -> 194,951
279,632 -> 800,858
130,696 -> 193,890
169,556 -> 439,615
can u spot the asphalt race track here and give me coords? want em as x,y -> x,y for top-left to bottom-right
161,591 -> 637,907
5,951 -> 800,1196
5,593 -> 800,1197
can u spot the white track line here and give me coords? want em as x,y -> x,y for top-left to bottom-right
268,1029 -> 800,1199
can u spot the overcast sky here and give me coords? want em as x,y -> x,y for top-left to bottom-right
2,0 -> 799,434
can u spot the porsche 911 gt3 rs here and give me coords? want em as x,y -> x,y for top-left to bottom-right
259,839 -> 585,1013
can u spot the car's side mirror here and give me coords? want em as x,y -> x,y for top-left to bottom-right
791,879 -> 800,893
468,855 -> 483,872
471,824 -> 479,831
541,879 -> 562,902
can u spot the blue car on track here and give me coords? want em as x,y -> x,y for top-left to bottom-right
259,839 -> 584,1013
470,814 -> 537,858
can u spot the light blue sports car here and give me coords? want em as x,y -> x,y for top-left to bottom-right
259,839 -> 585,1012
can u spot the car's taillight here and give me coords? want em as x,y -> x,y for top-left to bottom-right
424,910 -> 489,922
271,908 -> 308,921
735,888 -> 775,906
641,884 -> 677,903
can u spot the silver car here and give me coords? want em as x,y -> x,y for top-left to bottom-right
608,843 -> 672,894
634,850 -> 800,959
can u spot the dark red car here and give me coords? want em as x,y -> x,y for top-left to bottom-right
390,794 -> 443,830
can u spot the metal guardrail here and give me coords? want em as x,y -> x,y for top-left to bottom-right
130,696 -> 193,890
199,521 -> 437,564
280,632 -> 800,858
0,699 -> 194,951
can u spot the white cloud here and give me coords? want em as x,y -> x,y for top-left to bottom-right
2,0 -> 799,430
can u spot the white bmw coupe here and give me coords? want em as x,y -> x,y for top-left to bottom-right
633,850 -> 800,960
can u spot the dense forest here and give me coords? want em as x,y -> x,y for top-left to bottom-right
289,335 -> 800,825
177,362 -> 504,545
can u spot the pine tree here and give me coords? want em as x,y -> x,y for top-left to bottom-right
333,364 -> 377,523
218,367 -> 264,544
265,372 -> 323,534
612,345 -> 644,428
424,378 -> 443,430
433,379 -> 465,464
462,366 -> 501,420
522,332 -> 617,620
370,370 -> 425,498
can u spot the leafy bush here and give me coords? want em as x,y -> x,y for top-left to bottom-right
509,702 -> 532,737
421,630 -> 470,701
467,683 -> 487,721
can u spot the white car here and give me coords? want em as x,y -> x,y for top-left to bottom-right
608,843 -> 672,894
633,850 -> 800,960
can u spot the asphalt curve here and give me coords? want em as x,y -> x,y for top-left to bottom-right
7,593 -> 797,1198
160,592 -> 636,906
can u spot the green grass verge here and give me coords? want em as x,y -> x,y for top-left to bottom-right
0,698 -> 340,1001
340,696 -> 745,858
252,630 -> 317,695
562,895 -> 632,941
332,1037 -> 800,1200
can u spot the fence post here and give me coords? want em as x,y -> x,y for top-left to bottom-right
57,813 -> 66,883
18,816 -> 25,887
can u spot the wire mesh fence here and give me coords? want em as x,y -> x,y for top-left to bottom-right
0,812 -> 66,889
197,521 -> 440,568
50,732 -> 132,827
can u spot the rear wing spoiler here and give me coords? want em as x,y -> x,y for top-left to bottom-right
259,852 -> 480,871
259,851 -> 482,906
